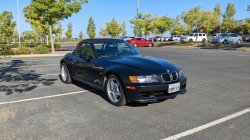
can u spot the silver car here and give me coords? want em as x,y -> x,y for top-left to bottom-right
211,33 -> 242,44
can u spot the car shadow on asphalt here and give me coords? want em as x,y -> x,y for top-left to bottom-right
0,60 -> 57,95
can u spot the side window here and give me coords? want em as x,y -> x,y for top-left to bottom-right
136,38 -> 141,40
203,34 -> 206,36
233,34 -> 238,37
141,38 -> 146,41
229,34 -> 234,37
77,43 -> 94,58
199,34 -> 202,36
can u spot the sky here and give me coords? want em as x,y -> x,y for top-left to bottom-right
0,0 -> 248,38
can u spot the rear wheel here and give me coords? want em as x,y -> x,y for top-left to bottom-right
133,43 -> 138,47
148,43 -> 152,47
60,63 -> 72,84
202,39 -> 206,43
105,75 -> 127,106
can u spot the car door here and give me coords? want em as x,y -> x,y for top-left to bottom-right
136,38 -> 142,46
73,42 -> 102,83
233,34 -> 239,43
141,38 -> 148,46
228,34 -> 234,43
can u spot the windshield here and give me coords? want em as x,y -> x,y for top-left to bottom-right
93,41 -> 141,58
187,33 -> 194,36
218,34 -> 229,37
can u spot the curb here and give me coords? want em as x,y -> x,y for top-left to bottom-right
0,53 -> 67,58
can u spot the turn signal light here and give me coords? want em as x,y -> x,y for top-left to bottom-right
126,86 -> 135,90
129,76 -> 137,83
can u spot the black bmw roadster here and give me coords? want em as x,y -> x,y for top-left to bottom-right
60,39 -> 187,106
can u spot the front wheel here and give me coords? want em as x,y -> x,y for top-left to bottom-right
133,43 -> 138,47
237,40 -> 241,44
223,40 -> 227,45
148,43 -> 152,47
105,75 -> 127,106
188,39 -> 193,43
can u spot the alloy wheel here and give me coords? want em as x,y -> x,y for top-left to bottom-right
61,65 -> 67,82
107,78 -> 121,103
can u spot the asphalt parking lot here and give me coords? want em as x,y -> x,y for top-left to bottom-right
0,44 -> 249,140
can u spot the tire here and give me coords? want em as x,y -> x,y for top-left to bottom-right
148,43 -> 152,47
60,63 -> 72,84
133,43 -> 138,47
223,40 -> 227,45
188,39 -> 193,43
237,39 -> 241,44
202,39 -> 206,43
105,74 -> 127,106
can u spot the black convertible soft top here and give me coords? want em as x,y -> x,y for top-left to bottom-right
80,38 -> 122,43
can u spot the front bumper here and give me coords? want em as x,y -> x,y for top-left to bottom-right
124,76 -> 187,103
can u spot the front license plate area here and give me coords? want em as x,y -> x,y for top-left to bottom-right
168,83 -> 180,93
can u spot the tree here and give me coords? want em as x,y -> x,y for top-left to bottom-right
130,13 -> 144,37
65,22 -> 73,41
133,27 -> 138,37
99,28 -> 107,38
55,22 -> 63,43
213,4 -> 222,30
157,15 -> 174,42
181,5 -> 202,45
22,30 -> 36,42
143,13 -> 161,42
172,15 -> 186,35
198,10 -> 214,35
79,31 -> 83,39
23,0 -> 88,53
87,17 -> 96,39
106,18 -> 122,38
221,2 -> 238,33
0,11 -> 16,45
121,21 -> 127,37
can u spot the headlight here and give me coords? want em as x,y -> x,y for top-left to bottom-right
179,70 -> 184,78
129,75 -> 159,83
220,39 -> 224,41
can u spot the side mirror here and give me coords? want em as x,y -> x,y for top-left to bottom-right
79,54 -> 86,59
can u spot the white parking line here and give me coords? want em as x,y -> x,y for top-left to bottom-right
239,55 -> 249,56
162,107 -> 250,140
0,73 -> 60,80
0,89 -> 97,105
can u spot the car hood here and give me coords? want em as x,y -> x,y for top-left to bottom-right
103,55 -> 179,75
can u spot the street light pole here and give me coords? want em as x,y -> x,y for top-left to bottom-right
242,0 -> 247,36
137,0 -> 139,16
17,0 -> 21,47
220,14 -> 222,34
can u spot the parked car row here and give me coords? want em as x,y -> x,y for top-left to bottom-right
180,33 -> 207,43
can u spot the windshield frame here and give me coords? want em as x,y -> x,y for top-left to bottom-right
92,41 -> 141,58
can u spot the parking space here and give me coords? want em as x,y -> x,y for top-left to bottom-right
0,47 -> 249,139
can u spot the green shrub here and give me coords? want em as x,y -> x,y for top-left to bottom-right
33,45 -> 50,54
15,46 -> 31,55
45,43 -> 61,48
34,42 -> 41,47
0,46 -> 14,56
0,44 -> 19,48
54,43 -> 61,48
0,42 -> 7,44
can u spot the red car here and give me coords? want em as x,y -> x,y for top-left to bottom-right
128,38 -> 154,47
